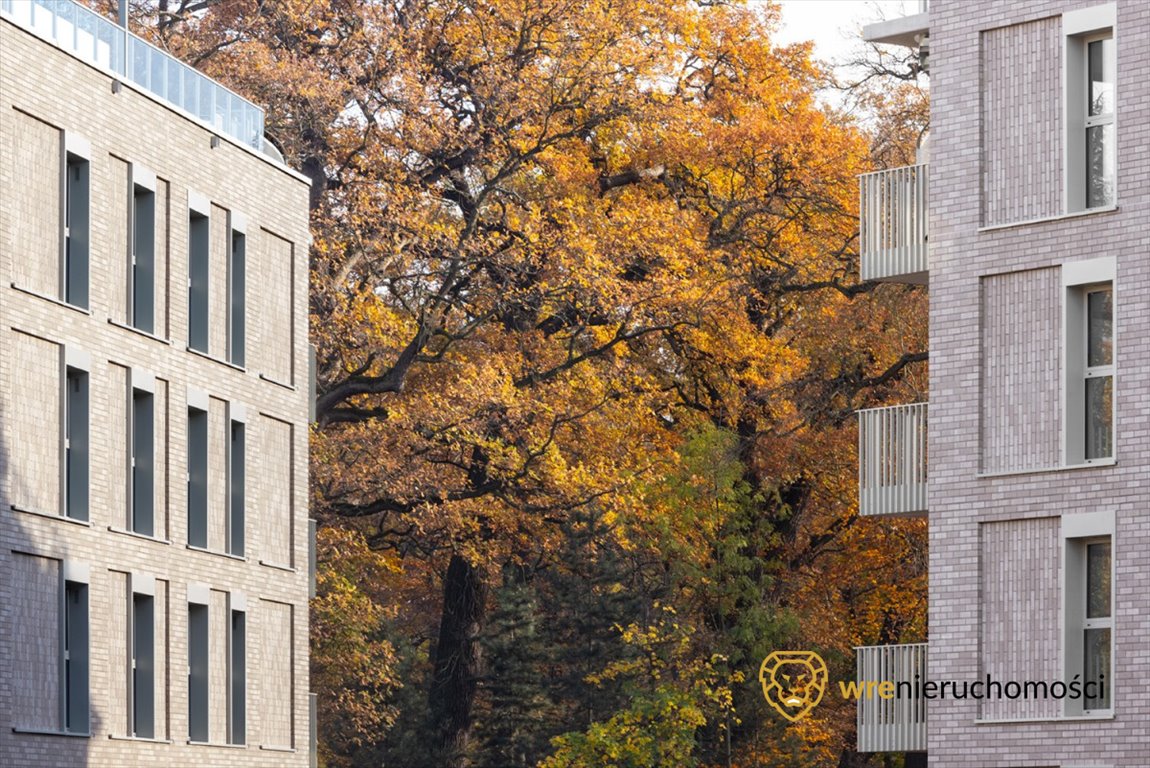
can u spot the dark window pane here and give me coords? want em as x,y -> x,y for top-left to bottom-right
1086,376 -> 1113,460
1087,541 -> 1111,619
1084,627 -> 1111,710
1087,289 -> 1113,367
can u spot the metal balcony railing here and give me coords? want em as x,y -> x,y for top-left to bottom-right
1,0 -> 264,149
858,402 -> 927,517
856,643 -> 928,753
859,163 -> 928,283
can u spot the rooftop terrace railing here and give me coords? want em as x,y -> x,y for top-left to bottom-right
1,0 -> 263,150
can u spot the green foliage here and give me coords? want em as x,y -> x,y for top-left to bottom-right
541,607 -> 738,768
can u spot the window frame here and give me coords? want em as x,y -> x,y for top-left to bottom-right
130,166 -> 158,333
187,585 -> 211,743
187,192 -> 211,353
130,574 -> 156,739
1063,3 -> 1118,213
1062,510 -> 1115,718
1082,285 -> 1113,461
1062,257 -> 1116,467
61,563 -> 90,734
227,213 -> 247,367
227,405 -> 246,558
186,389 -> 210,549
62,134 -> 90,309
1081,537 -> 1112,714
63,348 -> 91,522
130,370 -> 156,537
227,593 -> 246,746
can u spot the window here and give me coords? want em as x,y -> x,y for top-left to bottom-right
187,405 -> 208,548
1085,34 -> 1115,208
1063,258 -> 1115,466
1084,286 -> 1113,460
132,385 -> 155,536
63,579 -> 89,733
64,150 -> 90,308
229,604 -> 246,745
228,219 -> 246,367
188,206 -> 210,353
188,601 -> 210,742
1064,4 -> 1117,212
1063,511 -> 1114,716
228,416 -> 245,557
1082,539 -> 1112,711
131,172 -> 156,333
132,591 -> 156,738
65,366 -> 89,521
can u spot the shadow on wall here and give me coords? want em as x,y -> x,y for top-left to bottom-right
1,391 -> 99,765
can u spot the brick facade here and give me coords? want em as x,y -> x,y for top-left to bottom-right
928,1 -> 1150,765
0,11 -> 311,767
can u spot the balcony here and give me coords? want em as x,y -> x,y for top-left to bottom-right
862,1 -> 929,48
1,0 -> 264,151
858,402 -> 927,517
859,164 -> 928,284
856,643 -> 928,753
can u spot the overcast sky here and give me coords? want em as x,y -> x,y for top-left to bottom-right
775,0 -> 919,65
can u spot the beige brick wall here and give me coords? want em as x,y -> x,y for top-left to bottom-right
257,414 -> 294,567
105,155 -> 130,323
107,570 -> 130,734
253,229 -> 295,385
258,599 -> 295,748
0,12 -> 311,766
8,331 -> 61,515
10,553 -> 60,731
8,109 -> 59,295
104,362 -> 129,529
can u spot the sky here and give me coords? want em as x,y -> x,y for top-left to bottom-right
774,0 -> 919,65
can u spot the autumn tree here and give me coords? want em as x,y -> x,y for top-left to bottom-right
103,0 -> 929,764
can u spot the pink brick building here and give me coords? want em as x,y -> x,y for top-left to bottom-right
856,1 -> 1147,765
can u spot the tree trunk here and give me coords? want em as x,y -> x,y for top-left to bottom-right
428,554 -> 488,767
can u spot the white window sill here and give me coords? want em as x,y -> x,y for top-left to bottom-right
187,740 -> 247,748
258,373 -> 296,391
10,282 -> 90,314
108,734 -> 173,743
186,544 -> 246,562
12,727 -> 90,738
107,318 -> 171,345
975,713 -> 1114,724
260,744 -> 297,753
107,525 -> 171,545
978,205 -> 1119,233
977,458 -> 1116,479
186,345 -> 246,372
12,504 -> 91,527
258,559 -> 296,573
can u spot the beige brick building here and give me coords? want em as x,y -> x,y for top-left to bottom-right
0,2 -> 313,766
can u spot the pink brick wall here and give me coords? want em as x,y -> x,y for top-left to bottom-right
929,1 -> 1150,764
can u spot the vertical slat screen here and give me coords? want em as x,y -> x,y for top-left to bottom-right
856,643 -> 928,752
859,164 -> 928,283
858,403 -> 928,516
